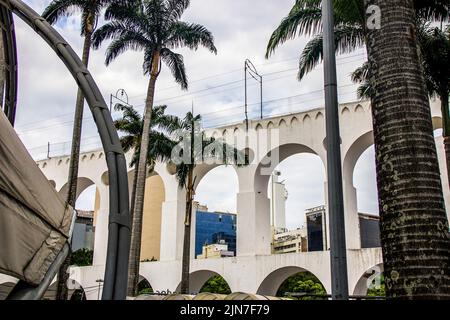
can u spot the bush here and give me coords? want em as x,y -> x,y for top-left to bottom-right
70,248 -> 93,266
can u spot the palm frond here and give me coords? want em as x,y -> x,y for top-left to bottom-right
42,0 -> 86,25
266,5 -> 322,58
161,48 -> 188,90
167,21 -> 217,54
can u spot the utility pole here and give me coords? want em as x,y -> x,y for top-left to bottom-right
322,0 -> 349,300
244,59 -> 263,131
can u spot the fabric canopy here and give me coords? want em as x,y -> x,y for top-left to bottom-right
0,110 -> 72,285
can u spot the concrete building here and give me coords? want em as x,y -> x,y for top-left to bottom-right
72,210 -> 95,252
272,228 -> 307,254
5,99 -> 447,299
270,171 -> 288,233
306,206 -> 328,252
197,242 -> 235,259
195,208 -> 237,258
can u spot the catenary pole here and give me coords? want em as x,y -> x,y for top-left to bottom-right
322,0 -> 349,300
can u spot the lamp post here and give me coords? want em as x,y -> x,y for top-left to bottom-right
109,89 -> 130,112
322,0 -> 349,300
95,279 -> 104,300
244,59 -> 263,131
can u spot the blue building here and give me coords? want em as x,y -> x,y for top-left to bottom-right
195,210 -> 237,258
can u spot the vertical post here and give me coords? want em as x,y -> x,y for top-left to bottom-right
322,0 -> 349,300
260,76 -> 263,119
47,142 -> 50,159
244,62 -> 248,131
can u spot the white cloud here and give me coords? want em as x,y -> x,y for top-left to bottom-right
14,0 -> 376,224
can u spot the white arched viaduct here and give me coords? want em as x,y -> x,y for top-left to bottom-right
3,99 -> 447,300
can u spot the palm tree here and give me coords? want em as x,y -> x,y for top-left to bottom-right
42,0 -> 110,300
419,25 -> 450,188
364,0 -> 450,299
266,0 -> 448,80
352,24 -> 450,188
92,0 -> 217,296
172,112 -> 246,294
113,103 -> 179,296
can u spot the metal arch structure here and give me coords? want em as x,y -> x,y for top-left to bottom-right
0,0 -> 131,300
0,3 -> 17,125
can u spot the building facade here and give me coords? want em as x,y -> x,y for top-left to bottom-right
195,209 -> 237,258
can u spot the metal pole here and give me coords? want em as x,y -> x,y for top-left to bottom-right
244,62 -> 248,131
260,75 -> 263,119
322,0 -> 349,300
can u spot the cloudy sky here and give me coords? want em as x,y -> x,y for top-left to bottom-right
15,0 -> 378,229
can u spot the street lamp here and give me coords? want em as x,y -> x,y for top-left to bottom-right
109,89 -> 130,112
95,279 -> 104,300
322,0 -> 349,300
244,59 -> 263,131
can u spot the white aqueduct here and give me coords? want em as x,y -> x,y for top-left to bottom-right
1,99 -> 448,299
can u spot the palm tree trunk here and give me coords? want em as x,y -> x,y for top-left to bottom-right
55,28 -> 93,301
441,93 -> 450,189
180,166 -> 194,294
127,51 -> 160,297
129,161 -> 139,222
365,0 -> 450,299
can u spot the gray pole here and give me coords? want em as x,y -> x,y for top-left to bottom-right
244,62 -> 249,131
322,0 -> 349,300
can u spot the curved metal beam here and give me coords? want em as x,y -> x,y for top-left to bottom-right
0,3 -> 18,125
0,0 -> 131,300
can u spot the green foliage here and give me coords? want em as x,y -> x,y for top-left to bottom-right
70,289 -> 86,300
137,279 -> 153,295
199,276 -> 232,295
70,248 -> 93,266
367,274 -> 386,297
276,272 -> 327,300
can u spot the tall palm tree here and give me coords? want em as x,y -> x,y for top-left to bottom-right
172,112 -> 246,294
92,0 -> 217,296
114,103 -> 179,296
266,0 -> 448,80
42,0 -> 110,300
364,0 -> 450,299
419,25 -> 450,188
352,24 -> 450,188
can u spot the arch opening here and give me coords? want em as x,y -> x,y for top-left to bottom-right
353,264 -> 384,297
137,275 -> 154,295
175,270 -> 231,294
257,267 -> 326,299
194,166 -> 238,259
255,144 -> 326,253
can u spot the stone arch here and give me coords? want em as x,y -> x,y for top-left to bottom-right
315,112 -> 324,120
255,123 -> 263,131
58,159 -> 63,165
222,129 -> 227,138
137,275 -> 154,294
353,263 -> 384,296
233,127 -> 239,135
291,117 -> 299,126
257,266 -> 327,296
254,143 -> 322,197
343,131 -> 374,187
194,163 -> 240,191
81,155 -> 88,162
66,158 -> 70,164
341,107 -> 350,115
267,121 -> 274,130
279,119 -> 287,127
175,270 -> 232,294
302,114 -> 311,124
42,162 -> 47,168
59,177 -> 97,202
355,104 -> 364,113
90,153 -> 95,160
